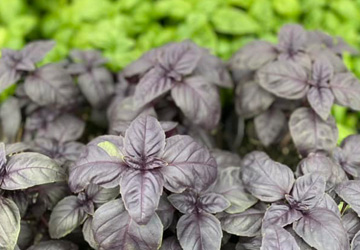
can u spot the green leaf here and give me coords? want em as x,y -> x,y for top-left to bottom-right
273,0 -> 301,18
337,123 -> 356,144
211,7 -> 260,35
0,197 -> 20,250
97,141 -> 123,158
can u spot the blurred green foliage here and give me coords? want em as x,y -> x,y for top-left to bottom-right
1,0 -> 360,138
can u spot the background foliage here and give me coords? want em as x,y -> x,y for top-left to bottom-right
1,0 -> 360,138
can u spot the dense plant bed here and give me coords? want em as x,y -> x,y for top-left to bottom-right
0,24 -> 360,250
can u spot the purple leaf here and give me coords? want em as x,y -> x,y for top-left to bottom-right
1,153 -> 66,190
289,107 -> 338,156
161,135 -> 217,193
258,61 -> 309,99
122,48 -> 159,78
335,180 -> 360,217
69,142 -> 126,192
0,142 -> 5,167
229,41 -> 277,73
213,167 -> 258,213
69,50 -> 107,70
84,184 -> 118,204
27,240 -> 78,250
278,24 -> 307,54
313,194 -> 341,218
330,73 -> 360,110
198,192 -> 230,213
134,66 -> 172,106
241,151 -> 294,202
168,191 -> 197,214
156,193 -> 175,230
171,76 -> 220,130
0,61 -> 20,93
291,173 -> 326,210
297,152 -> 346,191
235,81 -> 275,119
343,209 -> 360,241
307,87 -> 334,120
120,168 -> 163,225
261,225 -> 300,250
24,64 -> 78,107
82,218 -> 97,249
334,135 -> 360,177
160,237 -> 182,250
92,199 -> 163,250
312,58 -> 334,85
40,114 -> 85,143
77,67 -> 114,108
262,204 -> 302,230
123,115 -> 165,169
219,208 -> 264,237
159,40 -> 202,76
0,97 -> 21,143
177,212 -> 222,250
352,231 -> 360,250
0,197 -> 20,249
21,40 -> 55,63
49,196 -> 88,239
293,208 -> 349,250
5,142 -> 30,156
211,149 -> 241,169
254,107 -> 286,146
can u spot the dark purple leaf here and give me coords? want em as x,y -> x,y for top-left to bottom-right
241,151 -> 294,202
352,230 -> 360,250
21,41 -> 55,63
198,192 -> 230,213
40,114 -> 84,143
235,81 -> 275,119
291,173 -> 326,210
0,196 -> 20,250
161,135 -> 217,193
219,208 -> 264,237
84,184 -> 118,204
261,225 -> 300,250
49,196 -> 88,239
156,193 -> 175,230
229,41 -> 277,73
254,107 -> 286,146
0,97 -> 21,143
258,61 -> 309,99
77,67 -> 114,108
278,24 -> 307,54
159,40 -> 202,76
82,218 -> 97,249
134,66 -> 172,106
92,199 -> 162,250
123,115 -> 165,169
313,193 -> 341,218
171,76 -> 220,130
120,168 -> 163,225
343,209 -> 360,241
24,64 -> 78,107
293,208 -> 349,250
213,167 -> 258,213
307,87 -> 334,120
289,107 -> 338,156
1,153 -> 66,190
236,236 -> 262,250
69,140 -> 126,192
335,180 -> 360,217
17,221 -> 34,250
262,204 -> 302,230
160,237 -> 182,250
334,135 -> 360,177
26,240 -> 78,250
177,212 -> 222,250
168,191 -> 197,214
330,73 -> 360,110
297,152 -> 347,191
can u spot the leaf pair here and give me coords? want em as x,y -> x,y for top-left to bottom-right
69,115 -> 217,225
168,190 -> 229,250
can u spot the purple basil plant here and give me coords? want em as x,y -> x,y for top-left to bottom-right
1,23 -> 360,250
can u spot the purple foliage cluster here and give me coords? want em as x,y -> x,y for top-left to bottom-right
0,24 -> 360,250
